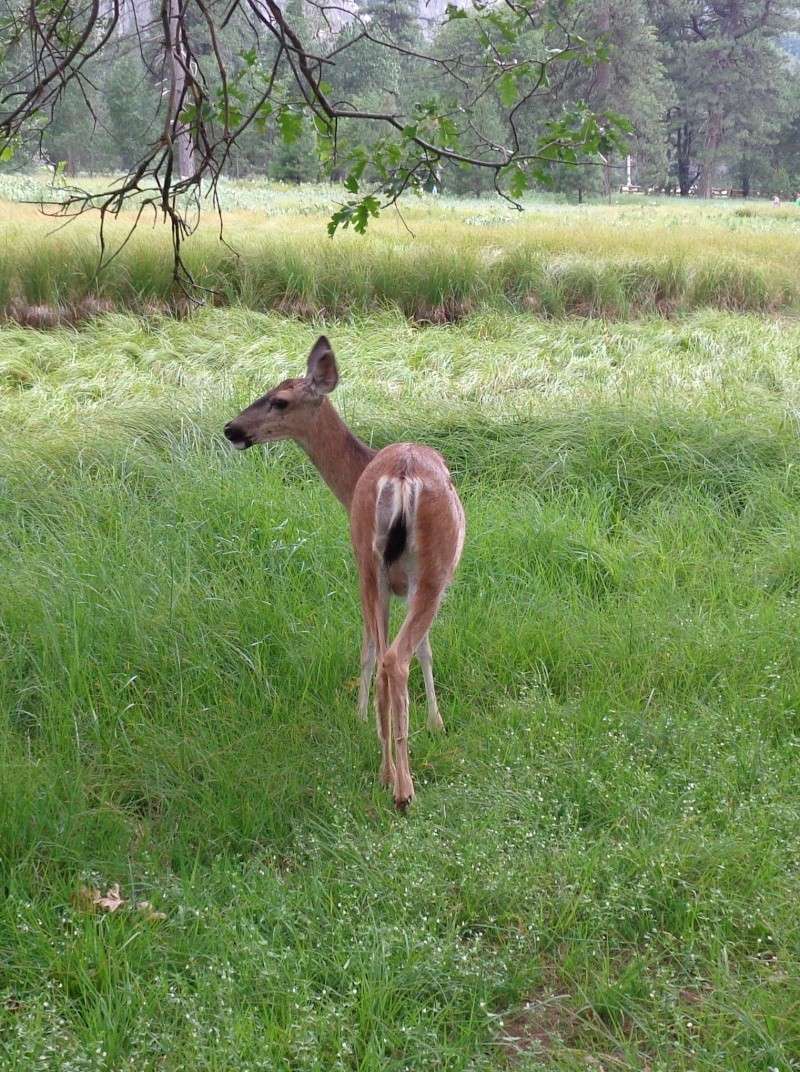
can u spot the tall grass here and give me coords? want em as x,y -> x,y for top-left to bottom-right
2,309 -> 800,1068
2,182 -> 800,323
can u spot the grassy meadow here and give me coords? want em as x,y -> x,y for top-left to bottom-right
3,174 -> 800,322
2,183 -> 800,1070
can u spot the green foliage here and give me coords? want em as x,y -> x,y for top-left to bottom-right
327,194 -> 381,235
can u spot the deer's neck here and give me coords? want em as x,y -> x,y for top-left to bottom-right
297,398 -> 376,511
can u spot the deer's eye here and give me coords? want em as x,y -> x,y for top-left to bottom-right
271,398 -> 289,411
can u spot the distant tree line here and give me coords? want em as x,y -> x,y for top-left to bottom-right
1,0 -> 797,215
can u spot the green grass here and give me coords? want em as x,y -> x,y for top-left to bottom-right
2,177 -> 800,322
2,309 -> 800,1069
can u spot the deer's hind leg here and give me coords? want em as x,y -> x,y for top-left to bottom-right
416,631 -> 444,732
380,583 -> 443,810
357,625 -> 377,723
358,563 -> 393,786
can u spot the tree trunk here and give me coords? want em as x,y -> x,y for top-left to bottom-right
167,0 -> 196,180
699,111 -> 722,198
676,122 -> 693,196
595,2 -> 613,196
740,160 -> 750,198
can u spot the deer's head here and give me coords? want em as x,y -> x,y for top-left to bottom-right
224,336 -> 339,449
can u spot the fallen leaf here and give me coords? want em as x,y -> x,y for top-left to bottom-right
73,883 -> 126,913
136,900 -> 167,922
96,884 -> 125,912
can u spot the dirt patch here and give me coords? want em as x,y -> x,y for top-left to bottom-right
496,991 -> 581,1063
0,294 -> 205,328
412,298 -> 474,325
276,295 -> 325,320
4,296 -> 115,328
494,983 -> 657,1070
5,300 -> 67,329
522,293 -> 544,315
655,297 -> 679,317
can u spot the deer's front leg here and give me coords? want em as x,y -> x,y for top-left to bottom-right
416,631 -> 444,732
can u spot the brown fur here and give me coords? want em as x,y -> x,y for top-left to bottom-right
225,336 -> 465,809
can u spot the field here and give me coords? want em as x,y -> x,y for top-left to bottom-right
2,184 -> 800,1070
2,174 -> 800,322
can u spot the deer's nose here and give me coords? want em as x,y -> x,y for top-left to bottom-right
225,421 -> 255,449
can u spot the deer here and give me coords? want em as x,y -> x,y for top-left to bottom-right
224,336 -> 465,810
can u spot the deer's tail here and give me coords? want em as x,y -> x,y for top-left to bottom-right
372,475 -> 421,567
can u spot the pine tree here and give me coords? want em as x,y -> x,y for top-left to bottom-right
651,0 -> 793,196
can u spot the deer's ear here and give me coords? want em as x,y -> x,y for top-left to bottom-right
304,334 -> 338,394
306,336 -> 339,394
